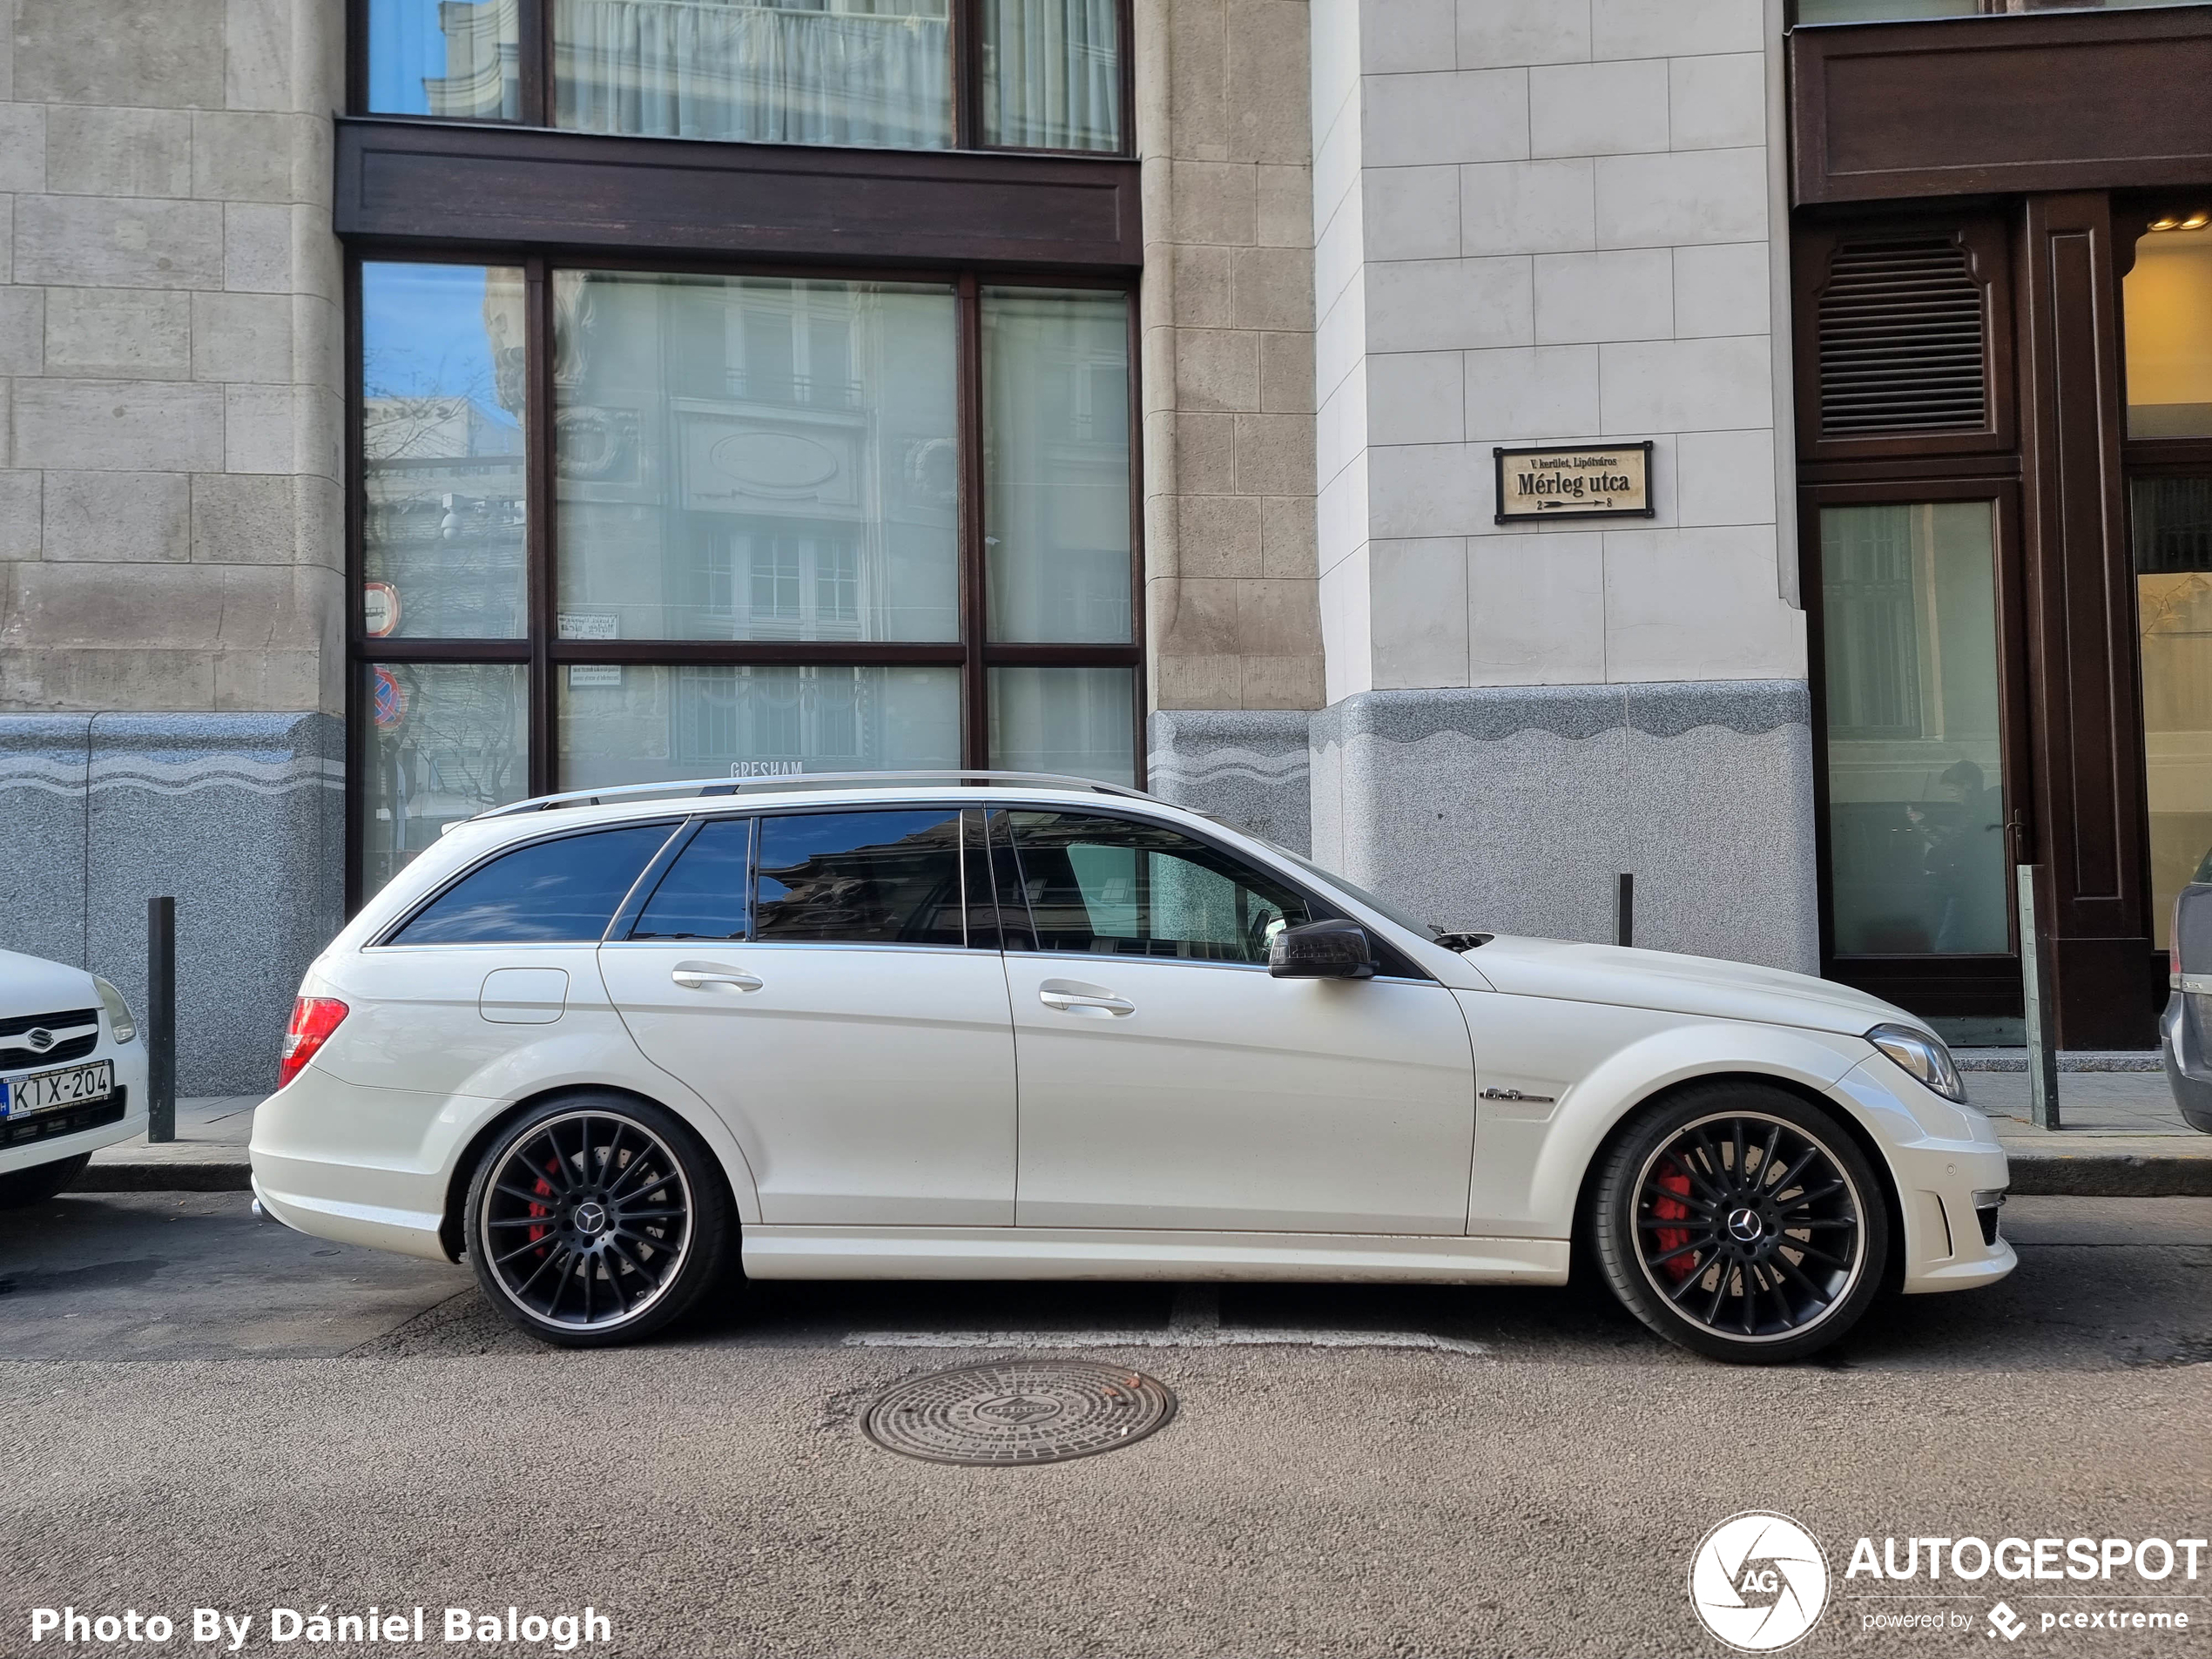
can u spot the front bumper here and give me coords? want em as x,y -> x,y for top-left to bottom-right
0,1043 -> 149,1176
1827,1054 -> 2017,1295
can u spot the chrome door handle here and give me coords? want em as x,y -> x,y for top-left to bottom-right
1039,989 -> 1134,1015
671,968 -> 763,993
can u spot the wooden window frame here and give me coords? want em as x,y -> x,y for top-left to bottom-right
345,247 -> 1145,909
347,0 -> 1137,159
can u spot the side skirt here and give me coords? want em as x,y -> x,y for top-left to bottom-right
740,1225 -> 1570,1284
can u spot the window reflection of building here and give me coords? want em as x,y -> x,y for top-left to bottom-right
362,397 -> 527,639
363,662 -> 529,893
556,273 -> 960,648
425,0 -> 521,119
1821,502 -> 2009,957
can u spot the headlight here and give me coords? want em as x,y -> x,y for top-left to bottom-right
1866,1022 -> 1965,1103
93,976 -> 137,1044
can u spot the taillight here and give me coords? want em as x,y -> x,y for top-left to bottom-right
279,996 -> 348,1088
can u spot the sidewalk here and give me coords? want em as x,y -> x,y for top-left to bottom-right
75,1068 -> 2212,1198
1965,1066 -> 2212,1196
78,1096 -> 260,1191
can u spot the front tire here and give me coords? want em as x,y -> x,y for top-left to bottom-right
1591,1083 -> 1889,1364
0,1152 -> 91,1209
464,1094 -> 732,1348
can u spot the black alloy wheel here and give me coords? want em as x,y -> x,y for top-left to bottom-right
464,1093 -> 732,1347
1592,1084 -> 1890,1364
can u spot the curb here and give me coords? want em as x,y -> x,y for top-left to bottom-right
2002,1154 -> 2212,1198
71,1157 -> 2212,1199
75,1163 -> 253,1193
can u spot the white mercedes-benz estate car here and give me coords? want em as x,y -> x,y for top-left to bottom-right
0,948 -> 148,1207
253,772 -> 2013,1363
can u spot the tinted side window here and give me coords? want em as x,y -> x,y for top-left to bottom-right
631,818 -> 752,941
394,825 -> 676,945
1005,812 -> 1316,963
755,810 -> 965,946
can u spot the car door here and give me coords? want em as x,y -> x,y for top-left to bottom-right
599,805 -> 1018,1226
995,808 -> 1476,1235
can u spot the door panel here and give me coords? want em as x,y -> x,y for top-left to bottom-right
602,941 -> 1016,1225
1008,957 -> 1476,1233
991,807 -> 1475,1235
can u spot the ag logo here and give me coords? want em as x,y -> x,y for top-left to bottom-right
1688,1512 -> 1830,1652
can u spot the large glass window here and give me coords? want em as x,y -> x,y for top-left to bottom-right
1819,502 -> 2010,956
989,665 -> 1134,786
361,662 -> 532,894
560,664 -> 961,786
352,260 -> 1137,905
981,0 -> 1121,151
362,264 -> 529,639
556,273 -> 958,642
2125,221 -> 2212,441
556,0 -> 952,148
2134,478 -> 2212,947
369,0 -> 521,119
368,0 -> 1122,154
983,287 -> 1130,644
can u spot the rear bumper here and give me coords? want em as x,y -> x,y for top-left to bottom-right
247,1063 -> 478,1262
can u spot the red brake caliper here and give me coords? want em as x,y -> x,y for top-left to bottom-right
526,1163 -> 556,1249
1653,1161 -> 1697,1282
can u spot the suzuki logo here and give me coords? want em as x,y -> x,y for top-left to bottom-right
24,1028 -> 54,1052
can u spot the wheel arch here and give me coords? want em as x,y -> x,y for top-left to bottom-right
438,1082 -> 753,1262
1566,1069 -> 1908,1294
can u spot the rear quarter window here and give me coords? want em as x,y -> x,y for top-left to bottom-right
390,824 -> 678,945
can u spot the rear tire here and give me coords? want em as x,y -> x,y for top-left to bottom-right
1591,1083 -> 1889,1364
464,1093 -> 732,1349
0,1152 -> 91,1209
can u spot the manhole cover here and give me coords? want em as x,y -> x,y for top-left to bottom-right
861,1359 -> 1177,1466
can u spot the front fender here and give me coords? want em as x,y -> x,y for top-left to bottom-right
1459,990 -> 1874,1238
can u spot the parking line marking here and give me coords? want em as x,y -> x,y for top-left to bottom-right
842,1327 -> 1487,1355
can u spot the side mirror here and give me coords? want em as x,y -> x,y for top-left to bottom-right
1269,918 -> 1377,980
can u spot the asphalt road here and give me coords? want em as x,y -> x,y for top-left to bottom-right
3,1194 -> 2209,1659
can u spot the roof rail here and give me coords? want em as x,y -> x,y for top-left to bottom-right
466,769 -> 1157,823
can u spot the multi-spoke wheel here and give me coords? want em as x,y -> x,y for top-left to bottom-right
464,1094 -> 732,1347
1591,1085 -> 1890,1364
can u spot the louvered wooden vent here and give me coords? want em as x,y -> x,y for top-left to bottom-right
1817,237 -> 1986,438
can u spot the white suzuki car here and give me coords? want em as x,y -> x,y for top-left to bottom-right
0,948 -> 149,1206
253,772 -> 2013,1363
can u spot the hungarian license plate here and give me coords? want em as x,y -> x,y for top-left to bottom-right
1,1059 -> 113,1118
